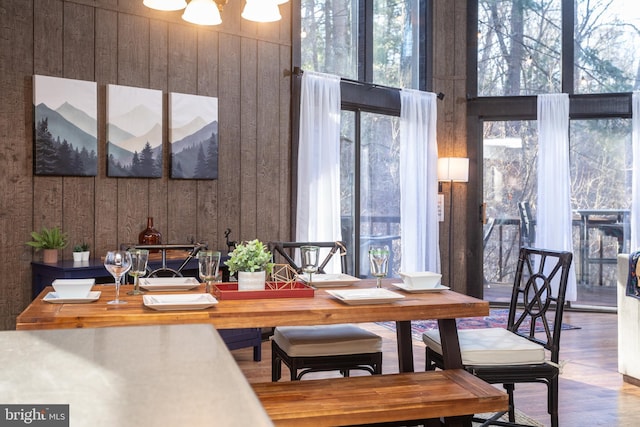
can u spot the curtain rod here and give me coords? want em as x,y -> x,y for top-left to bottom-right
292,67 -> 445,100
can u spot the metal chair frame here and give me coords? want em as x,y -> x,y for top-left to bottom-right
426,247 -> 573,427
267,241 -> 348,274
268,240 -> 382,381
122,243 -> 208,277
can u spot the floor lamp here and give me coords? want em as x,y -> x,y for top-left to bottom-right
437,157 -> 469,286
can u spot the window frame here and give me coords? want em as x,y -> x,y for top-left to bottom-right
291,0 -> 433,274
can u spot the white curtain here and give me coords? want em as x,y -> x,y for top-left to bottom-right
399,89 -> 440,273
295,71 -> 342,272
631,91 -> 640,251
537,93 -> 577,301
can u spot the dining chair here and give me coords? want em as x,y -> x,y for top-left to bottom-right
268,241 -> 383,381
423,247 -> 572,427
517,201 -> 535,247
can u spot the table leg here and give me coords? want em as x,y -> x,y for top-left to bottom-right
437,318 -> 463,370
395,320 -> 414,373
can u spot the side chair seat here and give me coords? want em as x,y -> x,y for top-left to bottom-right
272,324 -> 383,381
423,328 -> 545,366
423,247 -> 572,427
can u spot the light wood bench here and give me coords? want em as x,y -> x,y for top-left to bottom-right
252,370 -> 508,426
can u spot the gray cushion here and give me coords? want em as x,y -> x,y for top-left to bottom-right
422,328 -> 545,366
274,324 -> 382,357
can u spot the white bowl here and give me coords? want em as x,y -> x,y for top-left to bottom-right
399,271 -> 442,289
52,279 -> 95,298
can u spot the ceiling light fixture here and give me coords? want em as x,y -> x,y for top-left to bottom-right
143,0 -> 187,11
144,0 -> 287,26
241,0 -> 281,23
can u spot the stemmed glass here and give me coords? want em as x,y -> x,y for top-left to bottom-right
369,245 -> 390,288
300,245 -> 320,285
127,249 -> 149,296
104,251 -> 132,304
199,251 -> 221,293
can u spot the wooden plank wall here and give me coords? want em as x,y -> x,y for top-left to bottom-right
0,0 -> 292,329
432,0 -> 474,296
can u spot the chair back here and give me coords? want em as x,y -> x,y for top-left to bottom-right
268,241 -> 347,274
508,247 -> 573,363
517,201 -> 535,246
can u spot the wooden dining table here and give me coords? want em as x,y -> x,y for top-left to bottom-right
16,279 -> 489,373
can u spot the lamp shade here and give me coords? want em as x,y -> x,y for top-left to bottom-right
182,0 -> 222,25
242,0 -> 281,23
143,0 -> 187,11
438,157 -> 469,182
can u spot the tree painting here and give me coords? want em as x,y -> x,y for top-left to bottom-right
169,92 -> 219,180
33,75 -> 98,176
106,84 -> 162,178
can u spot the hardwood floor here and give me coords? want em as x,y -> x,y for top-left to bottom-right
232,310 -> 640,426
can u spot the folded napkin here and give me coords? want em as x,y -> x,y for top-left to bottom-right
626,251 -> 640,299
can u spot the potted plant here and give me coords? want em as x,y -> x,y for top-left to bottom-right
26,226 -> 68,264
225,239 -> 273,291
72,244 -> 84,262
72,242 -> 90,262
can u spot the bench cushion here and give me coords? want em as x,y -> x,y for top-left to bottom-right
273,324 -> 382,357
422,327 -> 545,366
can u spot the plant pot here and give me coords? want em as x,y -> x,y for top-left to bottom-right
81,251 -> 90,261
237,271 -> 266,291
72,252 -> 83,262
43,249 -> 58,264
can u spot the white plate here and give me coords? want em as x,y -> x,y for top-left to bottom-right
326,288 -> 405,305
390,282 -> 450,293
139,277 -> 200,291
43,291 -> 101,304
298,273 -> 361,287
143,293 -> 218,311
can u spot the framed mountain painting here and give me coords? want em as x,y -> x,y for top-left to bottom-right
33,75 -> 98,176
106,84 -> 163,178
169,92 -> 219,180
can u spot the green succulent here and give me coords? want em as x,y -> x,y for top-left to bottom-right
225,239 -> 273,274
73,242 -> 89,252
26,226 -> 68,251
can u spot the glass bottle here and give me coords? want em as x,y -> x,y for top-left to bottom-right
139,217 -> 162,249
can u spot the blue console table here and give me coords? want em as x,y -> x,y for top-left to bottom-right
31,258 -> 261,361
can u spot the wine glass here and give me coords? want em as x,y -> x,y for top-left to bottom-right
199,251 -> 221,293
300,245 -> 320,284
369,245 -> 390,288
127,249 -> 149,295
104,251 -> 132,304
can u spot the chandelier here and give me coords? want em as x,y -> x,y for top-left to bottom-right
143,0 -> 288,26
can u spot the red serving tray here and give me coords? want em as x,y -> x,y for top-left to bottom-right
212,281 -> 315,300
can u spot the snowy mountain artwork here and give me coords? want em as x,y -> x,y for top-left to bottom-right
107,84 -> 163,178
33,75 -> 98,176
169,92 -> 218,180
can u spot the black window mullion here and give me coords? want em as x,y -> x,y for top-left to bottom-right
361,0 -> 374,83
422,0 -> 432,92
562,0 -> 574,94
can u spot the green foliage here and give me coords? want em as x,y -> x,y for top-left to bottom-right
26,226 -> 68,251
73,242 -> 90,252
225,239 -> 273,274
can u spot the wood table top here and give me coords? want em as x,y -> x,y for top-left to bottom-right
16,280 -> 488,331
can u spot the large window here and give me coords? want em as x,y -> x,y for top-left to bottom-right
298,0 -> 429,277
477,0 -> 640,96
300,0 -> 358,79
474,0 -> 635,308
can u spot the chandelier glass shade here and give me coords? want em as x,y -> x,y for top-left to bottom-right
144,0 -> 287,26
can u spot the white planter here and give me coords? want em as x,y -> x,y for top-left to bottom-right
72,252 -> 83,262
237,271 -> 266,291
81,251 -> 90,261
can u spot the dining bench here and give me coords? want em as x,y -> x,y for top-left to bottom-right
252,369 -> 508,426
